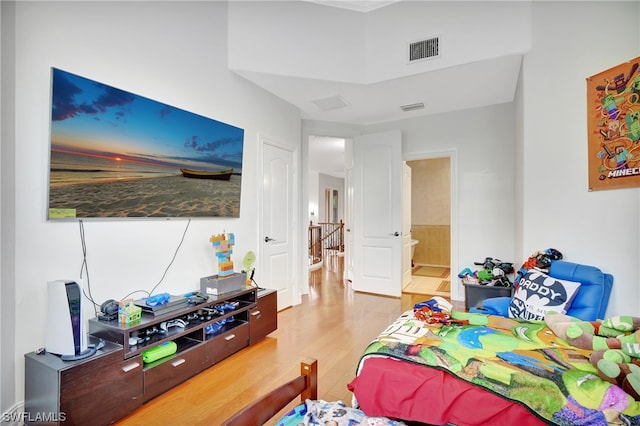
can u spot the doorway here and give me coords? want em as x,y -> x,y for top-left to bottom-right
305,134 -> 458,301
307,135 -> 347,281
402,157 -> 452,298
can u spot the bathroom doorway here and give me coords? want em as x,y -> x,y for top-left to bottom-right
403,157 -> 451,297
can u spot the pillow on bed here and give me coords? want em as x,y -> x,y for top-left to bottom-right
276,400 -> 406,426
508,270 -> 581,320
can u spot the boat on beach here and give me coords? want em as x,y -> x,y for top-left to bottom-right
180,168 -> 233,180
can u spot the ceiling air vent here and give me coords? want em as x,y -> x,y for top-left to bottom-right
408,36 -> 440,62
400,102 -> 424,112
312,95 -> 350,111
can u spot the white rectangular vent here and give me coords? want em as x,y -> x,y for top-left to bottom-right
408,37 -> 440,62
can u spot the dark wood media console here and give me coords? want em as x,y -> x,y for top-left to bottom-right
24,287 -> 277,425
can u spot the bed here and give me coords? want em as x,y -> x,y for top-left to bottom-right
222,358 -> 406,426
221,358 -> 318,426
347,308 -> 640,426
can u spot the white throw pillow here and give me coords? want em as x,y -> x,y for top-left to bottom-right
508,270 -> 581,320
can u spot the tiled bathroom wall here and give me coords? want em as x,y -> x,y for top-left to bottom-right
411,225 -> 450,267
408,158 -> 450,268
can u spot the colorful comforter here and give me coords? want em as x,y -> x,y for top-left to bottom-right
355,310 -> 640,425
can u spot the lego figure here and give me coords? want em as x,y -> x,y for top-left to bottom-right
210,233 -> 235,277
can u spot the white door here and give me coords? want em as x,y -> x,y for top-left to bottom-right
402,162 -> 412,289
352,130 -> 402,297
262,142 -> 294,310
344,138 -> 354,281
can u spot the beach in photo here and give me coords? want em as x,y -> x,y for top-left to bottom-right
49,174 -> 241,218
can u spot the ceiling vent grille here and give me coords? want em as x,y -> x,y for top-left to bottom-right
408,37 -> 440,62
400,102 -> 425,112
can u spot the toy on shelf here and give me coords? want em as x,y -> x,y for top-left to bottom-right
144,292 -> 170,307
142,341 -> 177,364
202,232 -> 247,295
118,299 -> 142,325
210,233 -> 235,277
243,251 -> 256,286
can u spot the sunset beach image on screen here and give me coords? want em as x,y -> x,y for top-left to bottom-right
47,67 -> 244,219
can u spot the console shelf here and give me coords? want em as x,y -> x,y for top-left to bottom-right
24,286 -> 277,425
89,287 -> 256,359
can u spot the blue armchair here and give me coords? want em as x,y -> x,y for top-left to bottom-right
469,260 -> 613,321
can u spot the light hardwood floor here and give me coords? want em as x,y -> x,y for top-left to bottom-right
115,263 -> 463,426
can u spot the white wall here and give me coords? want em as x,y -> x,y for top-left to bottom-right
229,1 -> 365,82
514,56 -> 525,266
0,0 -> 17,418
308,170 -> 319,224
5,0 -> 301,409
520,1 -> 640,317
364,0 -> 531,82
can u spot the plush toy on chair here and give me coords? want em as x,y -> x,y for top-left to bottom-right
469,259 -> 613,322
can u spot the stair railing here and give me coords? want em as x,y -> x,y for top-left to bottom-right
308,220 -> 344,269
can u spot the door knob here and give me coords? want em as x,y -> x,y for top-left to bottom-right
390,232 -> 400,237
264,236 -> 275,243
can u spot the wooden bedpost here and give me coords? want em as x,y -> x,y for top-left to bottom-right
301,357 -> 318,401
221,357 -> 319,426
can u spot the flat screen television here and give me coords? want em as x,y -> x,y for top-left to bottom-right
47,68 -> 244,220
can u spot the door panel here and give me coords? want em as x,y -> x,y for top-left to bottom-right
345,167 -> 353,281
353,130 -> 402,297
262,142 -> 293,310
402,162 -> 412,288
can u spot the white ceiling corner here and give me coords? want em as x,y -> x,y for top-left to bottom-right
302,0 -> 401,13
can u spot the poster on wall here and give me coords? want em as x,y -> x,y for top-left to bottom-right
47,68 -> 244,219
587,57 -> 640,191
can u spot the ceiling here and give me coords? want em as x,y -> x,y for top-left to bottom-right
234,0 -> 524,179
238,54 -> 521,126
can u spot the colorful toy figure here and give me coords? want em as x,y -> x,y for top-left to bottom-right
615,145 -> 631,170
210,233 -> 235,277
599,119 -> 624,140
602,93 -> 625,120
630,74 -> 640,104
626,109 -> 640,142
